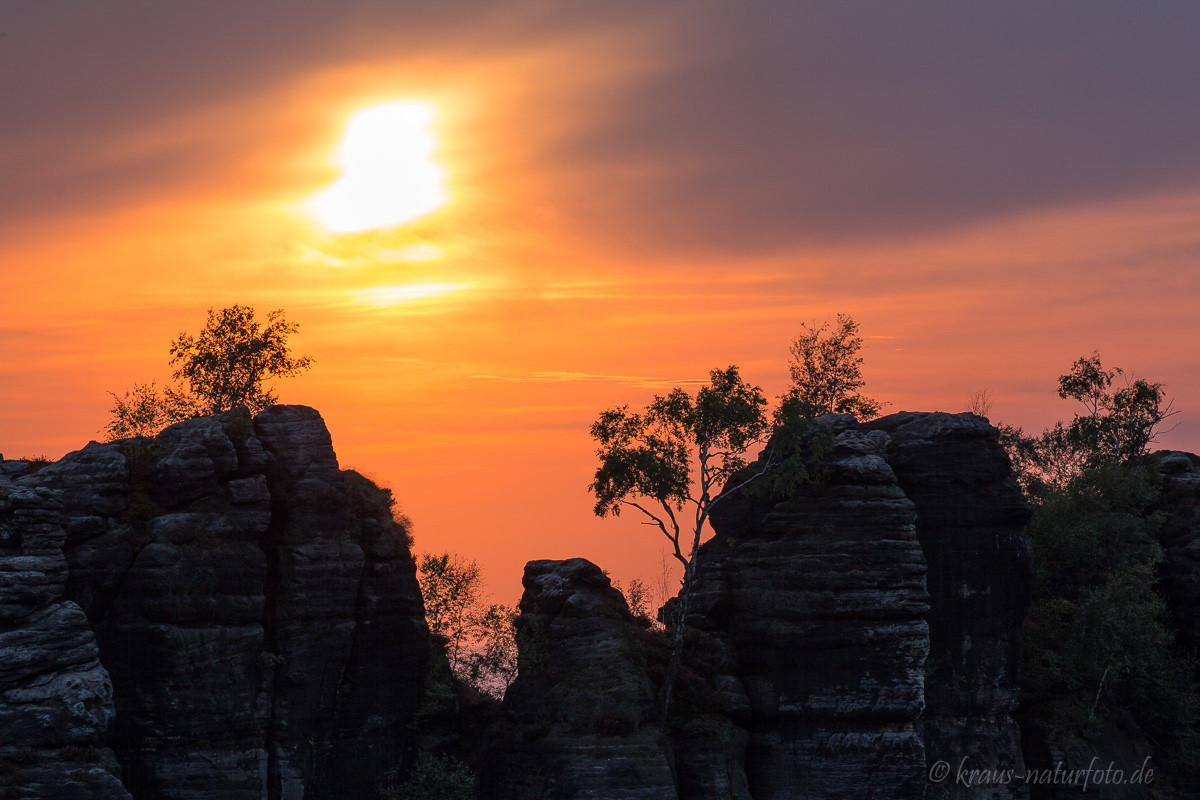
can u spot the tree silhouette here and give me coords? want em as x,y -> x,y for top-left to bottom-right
590,365 -> 782,720
170,305 -> 313,416
590,365 -> 770,570
782,313 -> 883,419
1000,352 -> 1175,495
105,305 -> 312,440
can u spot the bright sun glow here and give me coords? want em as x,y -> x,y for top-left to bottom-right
310,102 -> 445,233
350,282 -> 468,306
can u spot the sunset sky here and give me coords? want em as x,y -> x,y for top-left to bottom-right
4,2 -> 1200,604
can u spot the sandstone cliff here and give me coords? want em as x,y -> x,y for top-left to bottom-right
0,407 -> 428,800
863,412 -> 1033,800
494,412 -> 1034,800
681,412 -> 1032,800
10,408 -> 1148,799
498,558 -> 677,800
1156,450 -> 1200,654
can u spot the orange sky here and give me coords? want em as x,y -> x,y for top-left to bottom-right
3,3 -> 1200,605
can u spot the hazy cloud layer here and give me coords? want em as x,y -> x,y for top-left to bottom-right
6,2 -> 1200,254
551,2 -> 1200,253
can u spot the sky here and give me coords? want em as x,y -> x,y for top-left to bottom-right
3,1 -> 1200,606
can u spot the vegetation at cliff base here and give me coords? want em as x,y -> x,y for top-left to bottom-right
1006,353 -> 1198,781
388,752 -> 475,800
1020,464 -> 1197,735
417,552 -> 517,698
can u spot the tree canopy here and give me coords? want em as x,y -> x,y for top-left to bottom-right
170,305 -> 313,416
781,313 -> 883,420
105,305 -> 312,440
590,365 -> 788,721
1001,352 -> 1174,495
589,365 -> 770,568
103,381 -> 200,440
416,552 -> 517,697
1055,351 -> 1173,465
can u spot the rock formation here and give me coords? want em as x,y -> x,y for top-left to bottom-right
863,412 -> 1033,800
0,458 -> 130,799
1155,450 -> 1200,653
498,558 -> 677,800
692,421 -> 932,800
0,406 -> 428,800
2,408 -> 1044,799
497,412 -> 1034,800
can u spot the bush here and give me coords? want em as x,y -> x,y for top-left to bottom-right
343,469 -> 415,549
388,752 -> 475,800
1021,461 -> 1200,774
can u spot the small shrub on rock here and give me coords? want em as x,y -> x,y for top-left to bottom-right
388,752 -> 475,800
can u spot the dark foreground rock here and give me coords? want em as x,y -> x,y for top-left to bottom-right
693,422 -> 932,800
1,407 -> 428,800
497,412 -> 1033,800
864,412 -> 1033,800
1156,450 -> 1200,654
497,558 -> 677,800
692,413 -> 1032,800
1,455 -> 130,799
3,409 -> 1042,799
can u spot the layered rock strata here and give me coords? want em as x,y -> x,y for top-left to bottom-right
495,413 -> 1033,800
3,408 -> 1038,800
683,411 -> 1032,800
0,459 -> 130,799
864,412 -> 1034,800
0,406 -> 428,800
498,558 -> 677,800
695,424 -> 932,800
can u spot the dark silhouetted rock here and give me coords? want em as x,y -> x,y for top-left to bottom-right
1,452 -> 130,798
498,558 -> 677,800
0,407 -> 1051,799
696,423 -> 931,800
2,406 -> 428,800
864,412 -> 1033,800
493,412 -> 1034,800
1156,450 -> 1200,653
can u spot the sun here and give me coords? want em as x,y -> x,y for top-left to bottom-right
309,102 -> 445,233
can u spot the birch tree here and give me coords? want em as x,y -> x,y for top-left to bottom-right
589,365 -> 779,719
783,313 -> 882,419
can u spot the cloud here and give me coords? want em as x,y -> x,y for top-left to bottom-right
472,371 -> 704,389
11,1 -> 1200,261
8,2 -> 1198,250
0,0 -> 640,231
535,2 -> 1200,256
